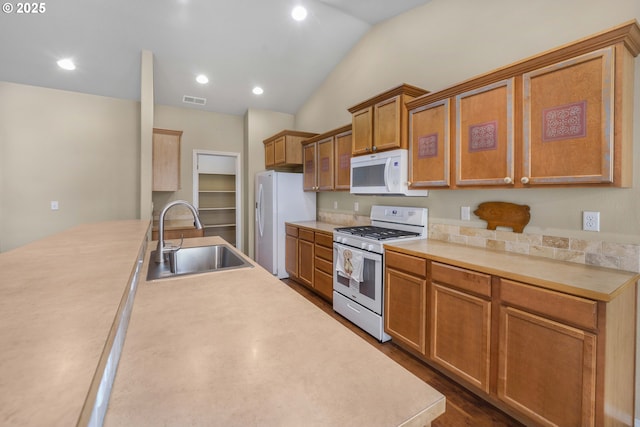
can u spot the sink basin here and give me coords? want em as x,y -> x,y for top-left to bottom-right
146,244 -> 253,281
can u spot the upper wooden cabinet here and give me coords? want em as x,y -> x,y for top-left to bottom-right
522,47 -> 618,185
152,128 -> 182,191
348,84 -> 429,156
263,130 -> 318,171
408,99 -> 451,188
455,78 -> 515,187
302,125 -> 352,192
406,20 -> 640,188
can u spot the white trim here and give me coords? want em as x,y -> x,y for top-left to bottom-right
193,149 -> 243,252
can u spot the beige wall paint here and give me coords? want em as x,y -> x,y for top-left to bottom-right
243,109 -> 295,258
140,50 -> 154,222
0,82 -> 140,252
152,104 -> 244,225
296,0 -> 640,244
294,0 -> 640,416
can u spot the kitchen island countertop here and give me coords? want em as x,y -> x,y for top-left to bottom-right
1,224 -> 445,427
0,220 -> 150,426
104,235 -> 445,426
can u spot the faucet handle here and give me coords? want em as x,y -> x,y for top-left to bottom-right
164,235 -> 184,252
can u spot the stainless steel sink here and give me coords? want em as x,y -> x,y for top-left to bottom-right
146,244 -> 253,281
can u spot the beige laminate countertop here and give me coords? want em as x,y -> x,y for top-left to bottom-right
286,221 -> 638,301
386,239 -> 639,301
104,236 -> 445,427
286,220 -> 340,233
0,220 -> 150,426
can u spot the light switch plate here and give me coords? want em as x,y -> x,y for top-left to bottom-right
50,201 -> 59,210
461,206 -> 471,221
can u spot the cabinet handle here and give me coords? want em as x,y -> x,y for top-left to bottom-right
365,147 -> 370,152
521,177 -> 530,184
503,177 -> 513,184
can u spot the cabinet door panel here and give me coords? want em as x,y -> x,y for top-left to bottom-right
152,129 -> 182,191
264,142 -> 275,168
274,136 -> 286,165
298,239 -> 314,287
302,143 -> 317,191
314,268 -> 333,301
352,107 -> 373,155
523,47 -> 613,184
430,284 -> 491,392
384,268 -> 427,354
409,99 -> 450,187
285,234 -> 298,278
374,96 -> 401,152
317,137 -> 334,190
456,78 -> 515,186
334,131 -> 352,190
498,306 -> 596,427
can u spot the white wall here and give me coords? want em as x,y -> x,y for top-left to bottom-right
0,82 -> 140,252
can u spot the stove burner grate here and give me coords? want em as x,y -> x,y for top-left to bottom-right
334,226 -> 419,241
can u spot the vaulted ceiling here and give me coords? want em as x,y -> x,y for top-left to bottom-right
0,0 -> 430,115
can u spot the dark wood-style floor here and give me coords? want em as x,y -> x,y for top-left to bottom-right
282,279 -> 525,427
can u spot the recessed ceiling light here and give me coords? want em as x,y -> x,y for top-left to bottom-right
57,58 -> 76,71
252,86 -> 264,95
196,74 -> 209,84
291,5 -> 307,21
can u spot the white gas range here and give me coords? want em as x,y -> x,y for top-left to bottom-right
333,205 -> 428,342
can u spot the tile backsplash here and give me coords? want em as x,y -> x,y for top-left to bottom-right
318,211 -> 640,273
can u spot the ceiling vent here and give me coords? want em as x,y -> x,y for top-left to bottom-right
183,95 -> 207,106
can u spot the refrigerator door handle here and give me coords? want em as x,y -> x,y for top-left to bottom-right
257,183 -> 265,237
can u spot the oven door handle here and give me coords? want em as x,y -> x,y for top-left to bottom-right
346,302 -> 361,314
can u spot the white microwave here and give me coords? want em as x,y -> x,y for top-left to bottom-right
350,149 -> 428,196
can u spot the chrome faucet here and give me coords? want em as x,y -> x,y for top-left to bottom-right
155,200 -> 204,263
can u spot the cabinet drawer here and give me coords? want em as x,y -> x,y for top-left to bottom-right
385,251 -> 427,278
315,256 -> 333,275
285,225 -> 298,237
315,232 -> 333,248
431,262 -> 491,298
314,269 -> 333,301
500,279 -> 597,330
315,245 -> 333,263
299,229 -> 315,242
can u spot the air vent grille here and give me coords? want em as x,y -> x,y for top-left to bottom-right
183,95 -> 207,105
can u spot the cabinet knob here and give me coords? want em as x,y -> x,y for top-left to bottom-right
372,146 -> 377,152
503,177 -> 513,184
407,181 -> 412,186
521,177 -> 530,184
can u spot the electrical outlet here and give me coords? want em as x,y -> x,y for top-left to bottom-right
354,202 -> 359,212
461,206 -> 471,221
582,211 -> 600,232
333,201 -> 338,209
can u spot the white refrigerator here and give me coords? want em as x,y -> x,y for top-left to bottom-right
255,171 -> 316,278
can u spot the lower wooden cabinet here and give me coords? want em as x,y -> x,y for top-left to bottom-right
314,231 -> 334,301
298,229 -> 314,288
382,249 -> 636,427
285,224 -> 334,302
284,225 -> 299,279
498,305 -> 596,426
430,262 -> 492,393
385,251 -> 427,354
